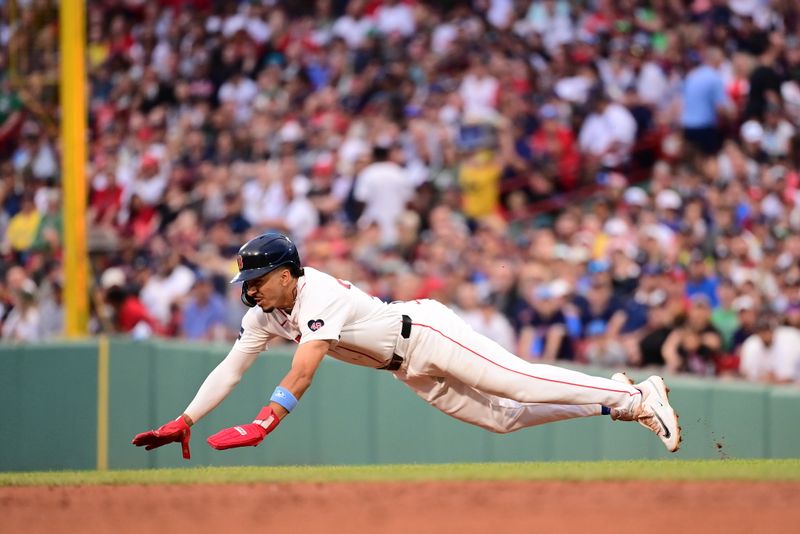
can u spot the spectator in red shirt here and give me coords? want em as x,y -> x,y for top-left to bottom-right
88,165 -> 123,228
123,194 -> 159,246
530,104 -> 580,191
105,284 -> 163,336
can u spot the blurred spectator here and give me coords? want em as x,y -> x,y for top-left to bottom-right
30,188 -> 61,253
629,40 -> 668,109
459,56 -> 499,121
1,279 -> 41,342
630,289 -> 676,368
663,294 -> 723,375
455,283 -> 515,352
574,276 -> 627,366
760,103 -> 796,159
740,120 -> 768,163
0,79 -> 24,157
743,32 -> 784,122
354,141 -> 414,247
684,252 -> 719,308
739,316 -> 800,384
375,0 -> 415,38
88,164 -> 123,228
458,147 -> 502,221
680,47 -> 732,156
180,273 -> 227,341
332,1 -> 373,49
711,279 -> 739,352
38,280 -> 64,340
529,104 -> 580,191
578,89 -> 637,173
98,268 -> 162,337
3,194 -> 40,256
218,70 -> 258,125
517,280 -> 573,362
730,294 -> 758,355
140,252 -> 196,326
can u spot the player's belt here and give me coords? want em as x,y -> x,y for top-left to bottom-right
379,315 -> 412,371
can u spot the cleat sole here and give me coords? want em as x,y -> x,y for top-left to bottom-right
661,380 -> 681,452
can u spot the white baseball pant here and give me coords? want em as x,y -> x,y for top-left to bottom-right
391,300 -> 641,433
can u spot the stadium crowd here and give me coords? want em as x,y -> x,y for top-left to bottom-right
2,0 -> 800,384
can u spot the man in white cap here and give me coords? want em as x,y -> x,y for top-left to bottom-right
655,189 -> 682,231
739,120 -> 768,163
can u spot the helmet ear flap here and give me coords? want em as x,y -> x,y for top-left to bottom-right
241,281 -> 257,307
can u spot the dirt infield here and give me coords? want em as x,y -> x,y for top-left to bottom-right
2,480 -> 798,534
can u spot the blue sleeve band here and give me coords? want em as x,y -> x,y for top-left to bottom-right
270,386 -> 299,413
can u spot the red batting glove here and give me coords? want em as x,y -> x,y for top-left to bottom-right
207,406 -> 281,451
132,417 -> 191,459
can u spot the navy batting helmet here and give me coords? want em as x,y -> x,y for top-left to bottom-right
231,232 -> 302,307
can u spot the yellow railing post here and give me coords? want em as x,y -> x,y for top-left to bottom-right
96,336 -> 109,470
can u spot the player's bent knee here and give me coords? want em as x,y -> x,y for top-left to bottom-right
481,419 -> 517,434
486,426 -> 515,434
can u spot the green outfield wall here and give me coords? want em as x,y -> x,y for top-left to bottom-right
1,339 -> 799,471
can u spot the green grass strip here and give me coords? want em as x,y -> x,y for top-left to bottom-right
2,459 -> 800,487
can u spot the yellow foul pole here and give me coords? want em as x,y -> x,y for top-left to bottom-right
59,0 -> 89,337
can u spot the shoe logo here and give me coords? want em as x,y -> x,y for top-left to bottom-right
653,412 -> 671,439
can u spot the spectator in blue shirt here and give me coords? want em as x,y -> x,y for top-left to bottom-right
573,276 -> 628,366
680,47 -> 732,155
180,274 -> 227,341
517,282 -> 574,362
684,251 -> 719,308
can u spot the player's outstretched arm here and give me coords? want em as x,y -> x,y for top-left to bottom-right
131,346 -> 262,459
207,339 -> 330,451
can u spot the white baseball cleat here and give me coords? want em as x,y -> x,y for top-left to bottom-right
610,373 -> 682,453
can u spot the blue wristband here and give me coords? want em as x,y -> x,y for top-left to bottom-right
270,386 -> 298,413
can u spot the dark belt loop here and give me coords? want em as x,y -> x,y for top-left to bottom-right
380,353 -> 404,371
401,314 -> 412,339
379,315 -> 413,371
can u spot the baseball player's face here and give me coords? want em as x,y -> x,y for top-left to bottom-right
247,268 -> 294,313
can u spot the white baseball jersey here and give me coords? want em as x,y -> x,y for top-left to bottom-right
234,267 -> 405,368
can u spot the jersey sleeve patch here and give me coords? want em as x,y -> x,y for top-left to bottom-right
232,308 -> 272,355
308,319 -> 325,331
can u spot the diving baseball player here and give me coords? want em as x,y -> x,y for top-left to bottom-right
133,232 -> 681,458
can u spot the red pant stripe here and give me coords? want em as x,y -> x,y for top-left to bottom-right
411,323 -> 642,397
335,344 -> 384,364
